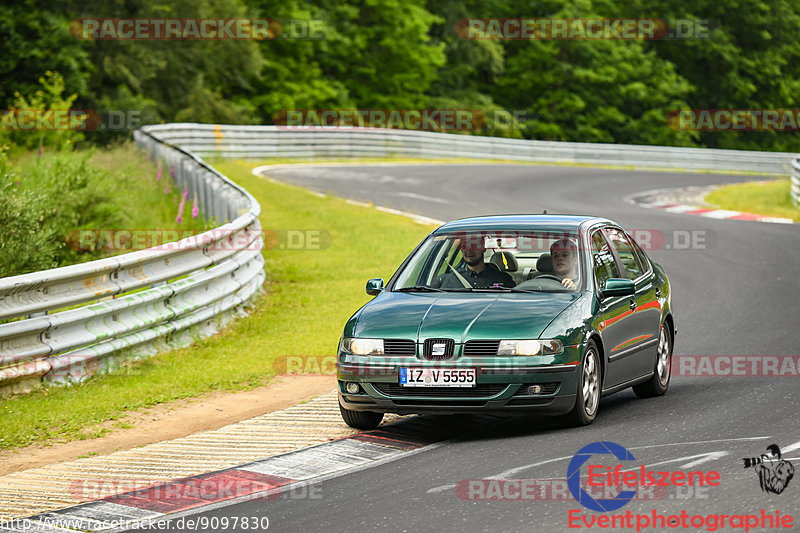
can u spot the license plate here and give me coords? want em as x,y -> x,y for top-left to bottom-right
399,368 -> 476,387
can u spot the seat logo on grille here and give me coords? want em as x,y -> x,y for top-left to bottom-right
432,343 -> 446,356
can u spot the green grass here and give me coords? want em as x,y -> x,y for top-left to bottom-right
0,156 -> 434,451
87,143 -> 211,237
705,179 -> 800,222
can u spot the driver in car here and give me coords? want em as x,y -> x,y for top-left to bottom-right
433,239 -> 515,289
550,238 -> 579,290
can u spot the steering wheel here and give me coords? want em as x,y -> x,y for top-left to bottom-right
535,275 -> 562,282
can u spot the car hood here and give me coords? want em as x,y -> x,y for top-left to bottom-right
352,291 -> 581,341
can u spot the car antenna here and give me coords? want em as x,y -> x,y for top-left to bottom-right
542,209 -> 548,214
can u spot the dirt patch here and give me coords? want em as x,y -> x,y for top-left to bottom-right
0,375 -> 336,476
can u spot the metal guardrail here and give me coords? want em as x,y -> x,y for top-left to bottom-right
2,123 -> 796,395
0,127 -> 265,395
146,123 -> 796,175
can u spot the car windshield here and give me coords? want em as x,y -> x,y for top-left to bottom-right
393,230 -> 583,292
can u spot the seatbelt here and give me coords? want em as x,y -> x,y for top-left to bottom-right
447,263 -> 473,289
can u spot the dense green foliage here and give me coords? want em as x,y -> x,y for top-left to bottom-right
2,0 -> 799,150
0,145 -> 208,277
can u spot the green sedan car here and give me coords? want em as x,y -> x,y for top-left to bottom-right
337,215 -> 675,429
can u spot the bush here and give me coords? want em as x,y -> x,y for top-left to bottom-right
0,149 -> 121,277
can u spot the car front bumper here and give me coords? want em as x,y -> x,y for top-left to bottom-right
336,354 -> 580,415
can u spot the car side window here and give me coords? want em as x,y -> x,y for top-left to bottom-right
591,230 -> 620,287
629,236 -> 651,274
603,228 -> 643,280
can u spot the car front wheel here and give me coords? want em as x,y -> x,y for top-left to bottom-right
339,400 -> 384,430
565,340 -> 601,426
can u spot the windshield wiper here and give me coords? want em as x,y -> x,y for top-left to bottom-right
472,287 -> 539,293
443,287 -> 538,293
394,285 -> 443,292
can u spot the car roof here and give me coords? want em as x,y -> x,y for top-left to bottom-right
433,214 -> 613,233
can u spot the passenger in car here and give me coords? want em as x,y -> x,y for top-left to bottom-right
550,238 -> 579,289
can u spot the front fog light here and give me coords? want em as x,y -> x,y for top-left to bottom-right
527,385 -> 543,394
345,382 -> 361,394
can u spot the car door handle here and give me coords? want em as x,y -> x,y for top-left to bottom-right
629,300 -> 637,310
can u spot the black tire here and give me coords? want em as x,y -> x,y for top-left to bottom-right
564,340 -> 602,427
339,400 -> 384,430
633,323 -> 672,398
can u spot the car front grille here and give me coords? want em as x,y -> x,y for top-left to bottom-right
463,340 -> 500,356
383,339 -> 416,356
372,383 -> 508,398
422,338 -> 455,360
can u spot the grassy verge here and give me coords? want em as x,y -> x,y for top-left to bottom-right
704,180 -> 800,222
0,156 -> 434,451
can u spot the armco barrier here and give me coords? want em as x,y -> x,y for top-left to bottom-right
144,123 -> 796,175
0,127 -> 265,395
1,124 -> 797,395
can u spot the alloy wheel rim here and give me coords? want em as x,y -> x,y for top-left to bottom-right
656,327 -> 671,386
582,349 -> 599,416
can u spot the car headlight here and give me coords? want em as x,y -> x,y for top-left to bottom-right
343,338 -> 384,356
497,339 -> 563,356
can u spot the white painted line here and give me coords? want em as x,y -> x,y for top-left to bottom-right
701,209 -> 746,219
241,448 -> 368,480
320,438 -> 404,461
345,199 -> 371,208
253,163 -> 445,226
663,204 -> 703,213
374,206 -> 444,226
780,440 -> 800,454
390,191 -> 450,204
759,216 -> 794,224
678,451 -> 729,469
627,436 -> 771,451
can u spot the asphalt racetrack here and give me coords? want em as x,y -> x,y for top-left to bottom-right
132,164 -> 800,532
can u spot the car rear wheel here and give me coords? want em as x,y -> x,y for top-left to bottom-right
339,400 -> 384,430
633,323 -> 672,398
565,340 -> 601,426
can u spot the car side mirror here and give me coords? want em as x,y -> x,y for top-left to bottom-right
601,278 -> 635,298
366,278 -> 385,296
